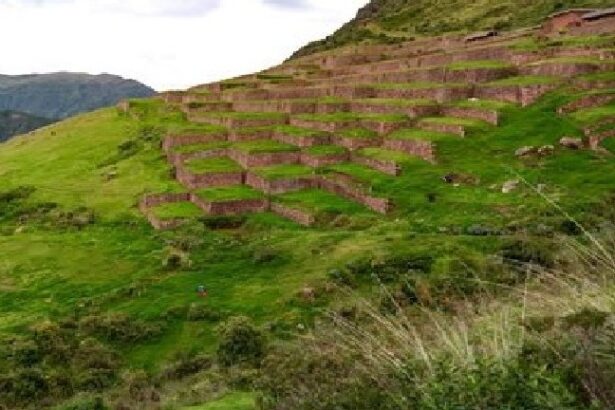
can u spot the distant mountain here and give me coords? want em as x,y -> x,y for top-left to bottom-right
0,110 -> 53,142
0,72 -> 156,120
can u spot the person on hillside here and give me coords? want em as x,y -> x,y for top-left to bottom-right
196,285 -> 208,297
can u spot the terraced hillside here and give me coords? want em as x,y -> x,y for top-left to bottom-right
1,10 -> 615,410
137,23 -> 615,230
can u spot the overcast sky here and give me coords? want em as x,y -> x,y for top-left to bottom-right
0,0 -> 367,90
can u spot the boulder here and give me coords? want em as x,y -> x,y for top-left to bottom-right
559,137 -> 584,150
515,146 -> 536,157
502,179 -> 520,194
537,145 -> 554,156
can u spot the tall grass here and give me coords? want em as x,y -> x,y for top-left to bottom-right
294,231 -> 615,408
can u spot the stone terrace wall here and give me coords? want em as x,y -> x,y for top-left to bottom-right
445,67 -> 517,83
167,148 -> 228,168
558,94 -> 615,114
520,62 -> 602,77
176,167 -> 244,190
228,150 -> 300,168
183,102 -> 232,113
228,128 -> 274,142
332,135 -> 382,151
233,100 -> 317,114
139,193 -> 194,230
375,86 -> 474,103
419,121 -> 466,137
289,118 -> 357,133
476,84 -> 557,106
246,172 -> 318,195
270,203 -> 315,226
273,132 -> 330,148
140,192 -> 191,208
191,194 -> 269,216
163,133 -> 227,152
300,152 -> 349,167
350,102 -> 440,118
442,107 -> 499,125
383,139 -> 436,162
351,154 -> 401,176
317,175 -> 390,214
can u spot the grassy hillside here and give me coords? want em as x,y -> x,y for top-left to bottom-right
1,21 -> 615,410
291,0 -> 615,58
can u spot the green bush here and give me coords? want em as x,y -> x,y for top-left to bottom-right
217,316 -> 266,367
79,313 -> 162,344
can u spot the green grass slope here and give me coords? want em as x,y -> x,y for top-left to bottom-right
0,87 -> 615,408
291,0 -> 615,58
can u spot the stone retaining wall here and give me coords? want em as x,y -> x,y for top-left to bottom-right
349,102 -> 440,118
445,67 -> 517,83
233,100 -> 317,114
228,128 -> 274,142
351,154 -> 401,176
221,89 -> 269,102
331,85 -> 377,99
191,194 -> 269,216
167,148 -> 228,168
360,120 -> 407,135
383,139 -> 436,162
316,101 -> 352,114
183,102 -> 232,113
332,135 -> 382,151
475,84 -> 557,106
268,87 -> 331,100
418,121 -> 465,137
442,107 -> 499,125
270,203 -> 315,226
558,94 -> 615,114
246,172 -> 318,194
228,149 -> 300,168
140,192 -> 191,208
161,91 -> 185,104
163,133 -> 227,152
520,62 -> 601,77
273,131 -> 330,148
317,175 -> 390,214
300,152 -> 349,167
375,86 -> 473,103
189,115 -> 287,129
289,118 -> 356,133
176,167 -> 244,190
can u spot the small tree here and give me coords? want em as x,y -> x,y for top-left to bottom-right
217,316 -> 265,367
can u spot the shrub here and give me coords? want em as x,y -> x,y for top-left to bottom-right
79,313 -> 162,344
160,352 -> 212,380
57,394 -> 107,410
187,304 -> 223,322
217,317 -> 266,367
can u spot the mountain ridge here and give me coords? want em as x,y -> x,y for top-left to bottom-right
291,0 -> 615,59
0,71 -> 155,119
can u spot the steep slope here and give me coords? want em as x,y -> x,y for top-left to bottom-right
0,110 -> 53,142
291,0 -> 615,58
1,9 -> 615,410
0,72 -> 155,120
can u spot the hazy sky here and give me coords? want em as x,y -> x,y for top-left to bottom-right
0,0 -> 367,90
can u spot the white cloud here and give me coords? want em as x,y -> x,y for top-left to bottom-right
0,0 -> 367,90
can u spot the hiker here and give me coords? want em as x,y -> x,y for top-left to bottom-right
196,285 -> 208,297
